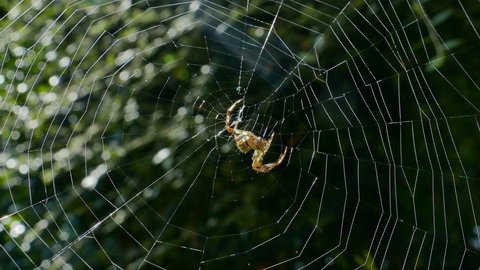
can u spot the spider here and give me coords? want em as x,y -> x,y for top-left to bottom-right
226,99 -> 288,173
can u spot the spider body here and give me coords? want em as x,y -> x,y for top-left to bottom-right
226,99 -> 288,173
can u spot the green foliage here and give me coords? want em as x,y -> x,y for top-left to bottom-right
1,0 -> 479,269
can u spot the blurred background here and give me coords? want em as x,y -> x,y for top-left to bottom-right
1,0 -> 480,269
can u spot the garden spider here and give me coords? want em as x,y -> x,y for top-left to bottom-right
226,99 -> 288,173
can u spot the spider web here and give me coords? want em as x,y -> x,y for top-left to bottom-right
1,0 -> 480,269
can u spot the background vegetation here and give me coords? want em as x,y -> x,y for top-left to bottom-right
1,0 -> 479,269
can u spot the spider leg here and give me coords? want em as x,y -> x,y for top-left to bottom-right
264,131 -> 274,153
226,99 -> 243,134
252,146 -> 288,173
